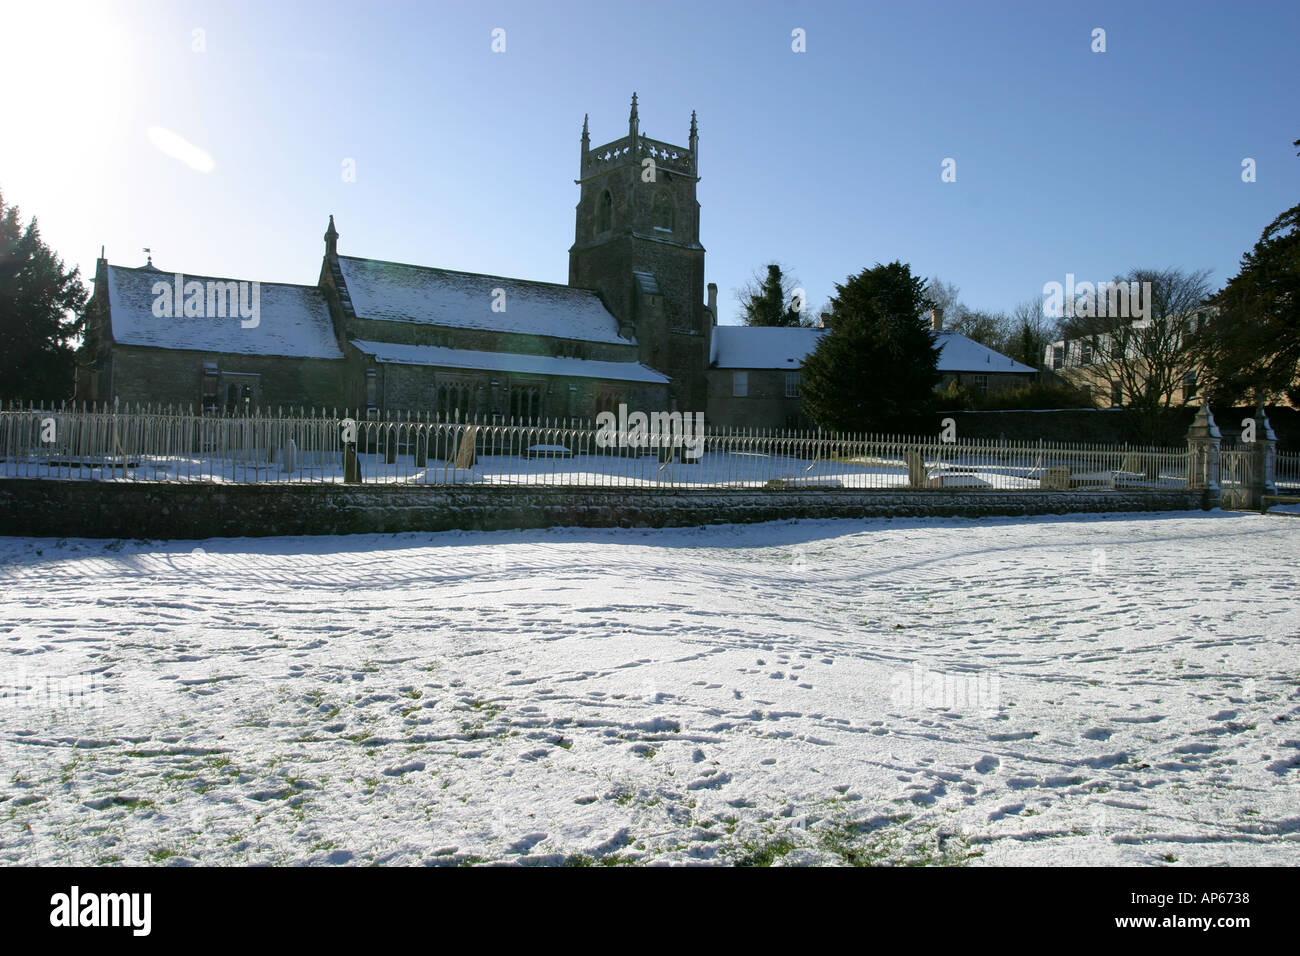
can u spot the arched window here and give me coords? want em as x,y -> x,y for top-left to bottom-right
652,192 -> 674,232
596,190 -> 613,235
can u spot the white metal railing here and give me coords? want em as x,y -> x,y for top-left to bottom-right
0,401 -> 1194,492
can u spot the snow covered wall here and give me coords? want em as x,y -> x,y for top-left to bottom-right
0,480 -> 1210,539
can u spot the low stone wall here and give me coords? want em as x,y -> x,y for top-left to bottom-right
0,479 -> 1213,540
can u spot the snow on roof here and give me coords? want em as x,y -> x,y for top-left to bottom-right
709,326 -> 825,368
934,331 -> 1036,374
709,325 -> 1035,373
349,339 -> 670,384
106,265 -> 343,359
338,256 -> 630,345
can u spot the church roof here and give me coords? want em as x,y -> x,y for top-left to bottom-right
337,256 -> 631,345
105,265 -> 344,359
709,325 -> 1035,374
349,340 -> 669,384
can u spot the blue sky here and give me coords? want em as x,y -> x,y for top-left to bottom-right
5,0 -> 1297,325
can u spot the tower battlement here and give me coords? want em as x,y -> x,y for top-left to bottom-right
579,93 -> 699,181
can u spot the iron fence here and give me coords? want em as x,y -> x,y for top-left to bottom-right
0,402 -> 1195,492
1275,451 -> 1300,495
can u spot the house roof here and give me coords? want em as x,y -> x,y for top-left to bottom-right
337,255 -> 632,345
709,324 -> 1035,374
105,265 -> 344,359
349,339 -> 670,384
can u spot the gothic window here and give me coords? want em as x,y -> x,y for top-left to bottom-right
437,382 -> 473,420
509,385 -> 541,422
596,387 -> 620,415
596,190 -> 612,235
653,192 -> 674,232
201,363 -> 219,413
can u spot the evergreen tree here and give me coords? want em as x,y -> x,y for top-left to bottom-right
738,263 -> 811,327
1192,137 -> 1300,404
0,190 -> 87,402
799,261 -> 940,433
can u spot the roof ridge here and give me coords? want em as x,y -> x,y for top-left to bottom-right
338,254 -> 598,295
107,263 -> 323,293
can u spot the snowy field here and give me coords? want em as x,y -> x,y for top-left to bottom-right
1,511 -> 1297,866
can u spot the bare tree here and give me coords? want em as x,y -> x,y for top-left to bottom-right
1059,267 -> 1213,439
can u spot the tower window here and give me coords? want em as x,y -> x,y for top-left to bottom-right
653,192 -> 674,232
597,190 -> 612,235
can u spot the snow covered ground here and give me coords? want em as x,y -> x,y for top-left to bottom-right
1,511 -> 1296,866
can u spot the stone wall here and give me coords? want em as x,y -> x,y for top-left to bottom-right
106,347 -> 350,410
0,479 -> 1211,541
706,368 -> 810,430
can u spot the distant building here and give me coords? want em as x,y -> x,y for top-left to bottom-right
1043,309 -> 1214,408
707,310 -> 1036,430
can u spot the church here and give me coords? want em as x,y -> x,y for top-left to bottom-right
77,95 -> 1033,428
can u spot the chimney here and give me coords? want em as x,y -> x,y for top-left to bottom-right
707,282 -> 718,326
930,307 -> 943,332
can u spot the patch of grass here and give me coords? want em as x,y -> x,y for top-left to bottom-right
147,847 -> 179,862
817,814 -> 973,867
562,854 -> 595,866
734,836 -> 796,867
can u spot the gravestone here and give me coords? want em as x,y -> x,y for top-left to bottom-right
904,449 -> 928,489
454,426 -> 478,469
1041,466 -> 1070,490
279,438 -> 297,474
343,442 -> 361,483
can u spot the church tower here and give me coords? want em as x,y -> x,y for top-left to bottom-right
569,94 -> 709,410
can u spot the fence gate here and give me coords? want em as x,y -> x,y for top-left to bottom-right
1221,449 -> 1256,510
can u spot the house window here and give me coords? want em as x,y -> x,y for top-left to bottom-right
596,190 -> 612,235
973,374 -> 989,395
365,369 -> 378,410
1182,369 -> 1197,399
652,193 -> 674,232
785,371 -> 801,398
1051,345 -> 1064,371
1111,382 -> 1123,408
732,371 -> 748,397
1081,341 -> 1094,365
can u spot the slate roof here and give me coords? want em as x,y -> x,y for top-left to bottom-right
105,265 -> 344,359
337,256 -> 631,345
349,340 -> 669,384
709,325 -> 1036,374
